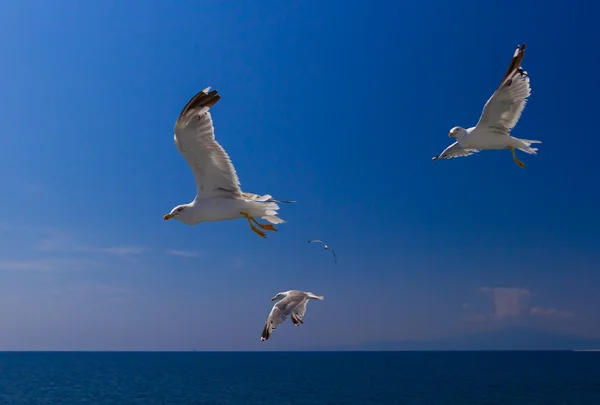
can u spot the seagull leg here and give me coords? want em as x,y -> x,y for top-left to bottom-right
240,212 -> 266,238
240,212 -> 277,232
249,217 -> 277,232
508,146 -> 525,168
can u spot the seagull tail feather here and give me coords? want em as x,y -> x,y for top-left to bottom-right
516,139 -> 542,155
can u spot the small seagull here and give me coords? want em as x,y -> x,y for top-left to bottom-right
261,290 -> 324,341
432,43 -> 541,168
163,87 -> 295,238
308,239 -> 337,265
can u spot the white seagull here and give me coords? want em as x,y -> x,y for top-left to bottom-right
308,239 -> 337,265
163,87 -> 294,238
261,290 -> 324,341
432,43 -> 541,168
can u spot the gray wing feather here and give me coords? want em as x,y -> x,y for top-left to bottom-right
475,44 -> 531,134
174,88 -> 243,198
432,142 -> 480,160
261,292 -> 308,340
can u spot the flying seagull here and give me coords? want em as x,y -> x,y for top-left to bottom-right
308,239 -> 337,265
163,87 -> 295,238
432,43 -> 541,168
261,290 -> 324,341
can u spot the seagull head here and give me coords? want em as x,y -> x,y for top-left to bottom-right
163,204 -> 194,223
448,126 -> 466,138
270,292 -> 286,302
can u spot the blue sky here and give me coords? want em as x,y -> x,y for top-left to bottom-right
0,0 -> 599,350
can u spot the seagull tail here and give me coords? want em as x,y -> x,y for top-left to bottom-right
516,139 -> 542,155
247,197 -> 292,225
176,87 -> 221,126
306,293 -> 324,300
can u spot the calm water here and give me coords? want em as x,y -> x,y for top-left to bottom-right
0,351 -> 599,404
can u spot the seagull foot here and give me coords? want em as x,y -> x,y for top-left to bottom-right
251,226 -> 267,238
241,212 -> 277,232
241,212 -> 267,238
257,223 -> 277,232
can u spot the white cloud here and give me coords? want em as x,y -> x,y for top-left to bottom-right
166,250 -> 202,258
480,287 -> 531,319
34,229 -> 147,257
0,226 -> 147,271
530,306 -> 575,318
80,246 -> 147,256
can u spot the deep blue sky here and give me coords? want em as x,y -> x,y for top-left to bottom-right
0,0 -> 599,350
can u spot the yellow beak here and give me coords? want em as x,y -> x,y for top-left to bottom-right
270,297 -> 277,301
164,214 -> 173,220
448,132 -> 455,138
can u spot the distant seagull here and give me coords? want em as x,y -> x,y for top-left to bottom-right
261,290 -> 324,341
163,87 -> 295,238
308,239 -> 337,265
432,43 -> 541,168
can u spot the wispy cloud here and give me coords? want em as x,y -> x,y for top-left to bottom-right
470,287 -> 577,327
480,287 -> 531,319
530,306 -> 575,318
79,246 -> 147,256
0,226 -> 148,271
34,229 -> 147,258
166,250 -> 202,258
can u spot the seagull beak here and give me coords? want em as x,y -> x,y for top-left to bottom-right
270,296 -> 277,301
164,214 -> 174,220
448,132 -> 455,138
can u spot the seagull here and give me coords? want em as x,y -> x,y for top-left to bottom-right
308,239 -> 337,265
432,43 -> 541,168
163,87 -> 295,238
261,290 -> 324,341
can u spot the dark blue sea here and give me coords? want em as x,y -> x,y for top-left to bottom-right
0,351 -> 599,404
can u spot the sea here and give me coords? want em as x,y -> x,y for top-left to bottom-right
0,351 -> 598,404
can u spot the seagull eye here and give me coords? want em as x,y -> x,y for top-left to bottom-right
177,207 -> 184,212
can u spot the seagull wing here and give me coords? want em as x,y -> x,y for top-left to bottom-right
432,142 -> 480,160
292,299 -> 309,323
174,87 -> 243,199
475,44 -> 531,135
261,293 -> 306,341
308,239 -> 325,245
330,249 -> 337,265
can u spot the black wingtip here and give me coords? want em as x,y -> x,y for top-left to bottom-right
178,87 -> 221,121
261,323 -> 270,341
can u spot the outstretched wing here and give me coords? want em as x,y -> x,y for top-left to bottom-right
292,299 -> 309,324
330,249 -> 337,265
432,142 -> 480,160
174,88 -> 243,199
261,295 -> 305,341
475,44 -> 531,135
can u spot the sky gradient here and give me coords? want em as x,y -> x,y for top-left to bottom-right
1,0 -> 599,350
